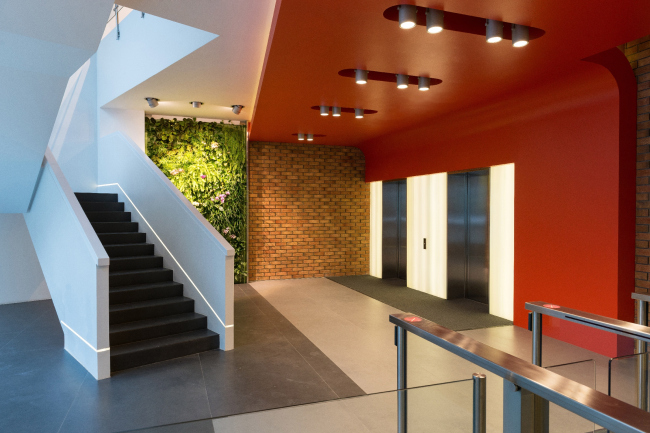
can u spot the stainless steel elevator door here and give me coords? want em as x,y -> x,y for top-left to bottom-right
447,170 -> 489,304
382,180 -> 407,279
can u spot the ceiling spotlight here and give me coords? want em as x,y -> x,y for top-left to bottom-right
396,74 -> 409,89
355,108 -> 364,119
512,24 -> 529,47
298,133 -> 305,141
398,5 -> 417,29
418,77 -> 430,91
191,101 -> 203,108
232,105 -> 244,115
426,9 -> 444,34
320,105 -> 330,116
332,106 -> 341,117
485,19 -> 503,43
145,97 -> 159,108
356,69 -> 368,84
307,134 -> 314,141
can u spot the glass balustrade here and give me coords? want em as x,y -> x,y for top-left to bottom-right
121,380 -> 474,433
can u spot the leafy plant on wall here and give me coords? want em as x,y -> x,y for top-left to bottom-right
145,117 -> 247,283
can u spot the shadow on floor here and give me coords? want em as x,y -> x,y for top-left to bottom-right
327,275 -> 512,330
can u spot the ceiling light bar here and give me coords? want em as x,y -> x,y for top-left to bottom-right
418,77 -> 430,91
355,109 -> 364,119
332,106 -> 341,117
512,24 -> 529,47
486,19 -> 503,43
320,105 -> 330,116
356,69 -> 369,84
396,74 -> 409,89
426,9 -> 444,34
145,97 -> 159,108
398,5 -> 417,29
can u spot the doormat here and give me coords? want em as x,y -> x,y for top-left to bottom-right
327,275 -> 512,331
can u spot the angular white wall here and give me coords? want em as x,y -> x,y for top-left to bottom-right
0,214 -> 49,304
0,0 -> 113,213
48,57 -> 99,193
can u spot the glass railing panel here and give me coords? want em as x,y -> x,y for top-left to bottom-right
121,380 -> 474,433
546,359 -> 596,433
609,351 -> 649,408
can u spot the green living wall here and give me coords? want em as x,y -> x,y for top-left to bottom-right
145,117 -> 247,283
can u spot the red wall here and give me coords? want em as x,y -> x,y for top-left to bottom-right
360,50 -> 636,357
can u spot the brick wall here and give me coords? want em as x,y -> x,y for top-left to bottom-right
248,142 -> 369,281
623,38 -> 650,294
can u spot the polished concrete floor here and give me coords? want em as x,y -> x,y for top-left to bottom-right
0,277 -> 628,432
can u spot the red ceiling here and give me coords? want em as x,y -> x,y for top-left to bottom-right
250,0 -> 650,146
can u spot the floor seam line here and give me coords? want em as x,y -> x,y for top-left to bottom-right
56,371 -> 89,433
198,354 -> 214,420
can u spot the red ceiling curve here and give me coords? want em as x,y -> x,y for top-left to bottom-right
250,0 -> 650,146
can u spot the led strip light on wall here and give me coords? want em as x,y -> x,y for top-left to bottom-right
61,320 -> 110,353
98,183 -> 233,329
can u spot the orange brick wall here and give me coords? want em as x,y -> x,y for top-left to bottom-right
623,38 -> 650,294
248,141 -> 369,281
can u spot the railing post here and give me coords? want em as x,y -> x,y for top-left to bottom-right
637,299 -> 649,411
530,312 -> 549,432
473,373 -> 486,433
531,312 -> 542,367
396,325 -> 407,433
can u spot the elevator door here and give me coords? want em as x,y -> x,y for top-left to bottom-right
382,180 -> 407,279
447,170 -> 489,304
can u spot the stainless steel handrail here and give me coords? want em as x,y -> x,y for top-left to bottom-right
391,313 -> 650,433
526,301 -> 650,343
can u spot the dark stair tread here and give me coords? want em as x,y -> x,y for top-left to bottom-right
110,296 -> 193,313
110,329 -> 219,357
110,312 -> 206,334
99,232 -> 146,245
92,222 -> 139,233
75,193 -> 118,202
106,243 -> 154,249
80,202 -> 124,212
110,255 -> 163,262
110,281 -> 183,294
85,211 -> 132,222
109,268 -> 171,277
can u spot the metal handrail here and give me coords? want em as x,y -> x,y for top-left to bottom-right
526,301 -> 650,343
391,313 -> 650,433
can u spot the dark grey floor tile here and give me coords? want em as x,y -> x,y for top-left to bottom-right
0,332 -> 17,350
59,355 -> 212,433
240,285 -> 366,399
0,300 -> 54,333
283,333 -> 365,398
0,348 -> 88,433
233,312 -> 286,347
234,293 -> 265,319
1,322 -> 64,354
200,339 -> 339,418
119,419 -> 214,433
